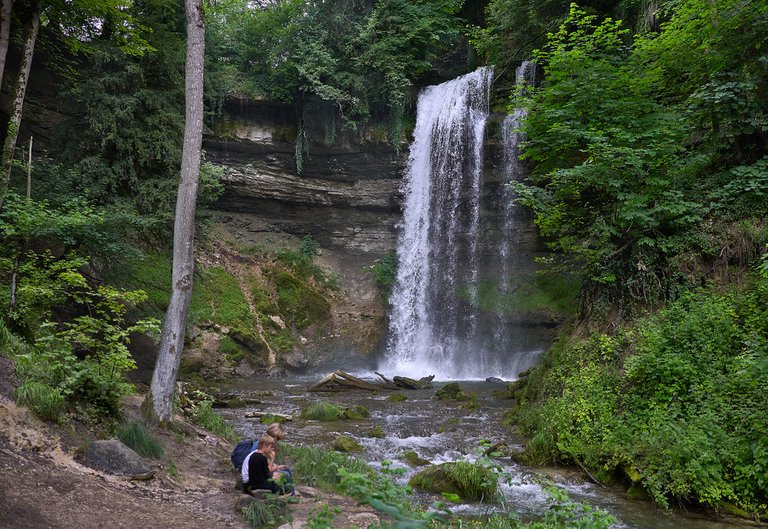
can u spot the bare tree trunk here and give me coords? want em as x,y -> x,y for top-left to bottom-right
146,0 -> 205,423
0,0 -> 12,89
0,0 -> 38,199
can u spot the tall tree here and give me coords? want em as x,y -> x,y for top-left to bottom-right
0,0 -> 39,198
146,0 -> 205,422
0,0 -> 12,88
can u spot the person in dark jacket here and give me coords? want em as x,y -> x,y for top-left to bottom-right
241,434 -> 284,494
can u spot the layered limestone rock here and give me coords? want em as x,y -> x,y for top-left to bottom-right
205,98 -> 404,256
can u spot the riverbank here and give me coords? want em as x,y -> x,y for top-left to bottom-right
0,392 -> 385,529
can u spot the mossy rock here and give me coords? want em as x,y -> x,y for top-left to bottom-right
409,462 -> 498,502
626,483 -> 651,501
623,465 -> 642,483
343,405 -> 370,420
720,502 -> 753,519
365,426 -> 386,438
386,392 -> 407,402
334,436 -> 363,453
273,271 -> 330,330
409,465 -> 461,496
259,414 -> 287,424
401,450 -> 430,467
435,383 -> 462,400
225,398 -> 247,408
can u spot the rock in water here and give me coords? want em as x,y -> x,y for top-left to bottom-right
485,377 -> 504,383
85,439 -> 155,480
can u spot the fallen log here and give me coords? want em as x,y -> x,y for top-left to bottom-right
308,370 -> 380,392
393,375 -> 435,390
374,371 -> 399,390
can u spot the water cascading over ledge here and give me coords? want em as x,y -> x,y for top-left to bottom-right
382,64 -> 543,380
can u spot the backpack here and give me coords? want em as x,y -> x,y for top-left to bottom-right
231,439 -> 259,470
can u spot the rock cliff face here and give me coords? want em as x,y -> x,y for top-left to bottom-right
205,98 -> 404,256
204,98 -> 556,371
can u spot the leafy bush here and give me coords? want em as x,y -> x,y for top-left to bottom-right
515,280 -> 768,514
117,421 -> 164,459
368,251 -> 398,295
11,283 -> 158,419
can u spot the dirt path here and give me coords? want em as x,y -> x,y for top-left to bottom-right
0,395 -> 382,529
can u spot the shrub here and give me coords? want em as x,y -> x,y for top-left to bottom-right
117,421 -> 164,459
515,281 -> 768,514
368,251 -> 398,295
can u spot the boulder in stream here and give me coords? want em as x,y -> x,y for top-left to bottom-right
333,435 -> 363,453
409,461 -> 498,502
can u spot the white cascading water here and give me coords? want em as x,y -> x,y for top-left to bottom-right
494,61 -> 536,349
382,64 -> 541,380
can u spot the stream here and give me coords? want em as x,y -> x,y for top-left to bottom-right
216,376 -> 753,529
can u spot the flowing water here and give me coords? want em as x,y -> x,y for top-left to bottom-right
218,377 -> 749,529
381,65 -> 547,381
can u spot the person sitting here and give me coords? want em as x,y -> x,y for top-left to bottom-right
265,423 -> 293,485
241,434 -> 290,495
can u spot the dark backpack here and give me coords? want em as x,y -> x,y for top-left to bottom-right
231,439 -> 259,470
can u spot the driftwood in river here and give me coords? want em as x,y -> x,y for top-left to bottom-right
309,371 -> 436,391
392,375 -> 435,390
308,370 -> 381,392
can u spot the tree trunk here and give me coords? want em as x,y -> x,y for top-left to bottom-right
0,0 -> 38,200
146,0 -> 205,423
0,0 -> 12,89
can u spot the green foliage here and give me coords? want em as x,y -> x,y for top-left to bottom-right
15,382 -> 65,421
443,461 -> 499,502
368,251 -> 398,296
333,435 -> 363,453
300,402 -> 345,421
189,266 -> 253,332
207,0 -> 464,147
10,280 -> 158,418
506,0 -> 768,311
273,272 -> 330,331
299,235 -> 319,261
278,443 -> 374,491
242,496 -> 285,529
515,279 -> 768,514
191,400 -> 239,443
117,421 -> 165,459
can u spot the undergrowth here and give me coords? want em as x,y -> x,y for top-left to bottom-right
513,277 -> 768,515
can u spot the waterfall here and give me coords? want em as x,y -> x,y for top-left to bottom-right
493,61 -> 536,351
382,64 -> 541,380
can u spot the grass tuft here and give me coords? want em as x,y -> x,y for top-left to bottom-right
117,421 -> 164,459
